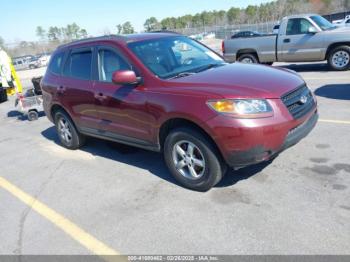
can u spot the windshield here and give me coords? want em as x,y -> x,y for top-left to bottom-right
311,15 -> 337,30
128,36 -> 225,79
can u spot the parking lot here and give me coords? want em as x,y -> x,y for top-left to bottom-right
0,62 -> 349,256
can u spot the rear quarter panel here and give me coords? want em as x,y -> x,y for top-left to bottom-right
224,35 -> 277,63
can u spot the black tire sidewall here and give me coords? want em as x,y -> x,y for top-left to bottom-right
328,46 -> 350,71
54,110 -> 84,150
238,54 -> 258,64
28,111 -> 38,121
164,128 -> 223,191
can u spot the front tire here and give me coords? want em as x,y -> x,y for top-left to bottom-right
238,53 -> 258,64
164,127 -> 226,191
54,110 -> 85,150
328,46 -> 350,71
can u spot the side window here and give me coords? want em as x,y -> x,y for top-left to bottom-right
287,18 -> 315,35
300,19 -> 313,33
98,49 -> 130,82
48,52 -> 64,75
346,19 -> 350,24
63,50 -> 92,80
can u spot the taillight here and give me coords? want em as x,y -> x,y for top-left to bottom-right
221,41 -> 225,54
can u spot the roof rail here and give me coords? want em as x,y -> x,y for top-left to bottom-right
58,35 -> 126,49
149,30 -> 182,35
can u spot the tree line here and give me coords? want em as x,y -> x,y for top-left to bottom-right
143,0 -> 350,31
35,23 -> 88,42
1,0 -> 349,57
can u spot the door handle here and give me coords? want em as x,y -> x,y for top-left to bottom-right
57,86 -> 66,94
94,92 -> 107,101
283,38 -> 291,43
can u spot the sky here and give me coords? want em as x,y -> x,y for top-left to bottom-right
1,0 -> 273,43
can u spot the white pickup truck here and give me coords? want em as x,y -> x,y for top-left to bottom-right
223,14 -> 350,71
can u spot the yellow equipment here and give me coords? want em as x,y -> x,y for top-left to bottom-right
8,57 -> 23,95
0,48 -> 23,96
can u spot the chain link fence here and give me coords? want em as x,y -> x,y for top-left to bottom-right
172,21 -> 278,40
169,10 -> 350,40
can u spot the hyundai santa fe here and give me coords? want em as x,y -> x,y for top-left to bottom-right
42,32 -> 318,191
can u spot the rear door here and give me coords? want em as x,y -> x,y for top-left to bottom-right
280,18 -> 324,61
60,47 -> 99,130
93,45 -> 153,144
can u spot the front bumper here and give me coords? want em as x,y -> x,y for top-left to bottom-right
226,111 -> 318,167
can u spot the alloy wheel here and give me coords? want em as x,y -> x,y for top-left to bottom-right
172,140 -> 206,180
58,117 -> 72,144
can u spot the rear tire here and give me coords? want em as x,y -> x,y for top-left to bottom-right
327,46 -> 350,71
238,53 -> 258,64
164,127 -> 227,191
28,110 -> 39,121
54,110 -> 85,150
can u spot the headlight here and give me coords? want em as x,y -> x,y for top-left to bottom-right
207,99 -> 273,118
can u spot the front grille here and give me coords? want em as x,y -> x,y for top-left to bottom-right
281,85 -> 315,119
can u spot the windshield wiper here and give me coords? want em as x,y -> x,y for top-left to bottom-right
167,63 -> 226,80
194,63 -> 226,73
167,72 -> 196,79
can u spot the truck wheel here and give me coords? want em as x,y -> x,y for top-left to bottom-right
54,110 -> 85,150
238,53 -> 258,64
328,46 -> 350,71
28,110 -> 39,121
164,127 -> 227,191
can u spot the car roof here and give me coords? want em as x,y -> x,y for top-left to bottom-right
57,32 -> 181,50
283,13 -> 319,19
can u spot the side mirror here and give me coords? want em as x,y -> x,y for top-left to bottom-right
112,70 -> 141,85
308,27 -> 317,34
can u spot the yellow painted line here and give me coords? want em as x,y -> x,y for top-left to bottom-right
319,119 -> 350,125
0,176 -> 119,256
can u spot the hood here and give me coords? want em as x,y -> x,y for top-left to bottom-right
331,26 -> 350,32
166,63 -> 304,99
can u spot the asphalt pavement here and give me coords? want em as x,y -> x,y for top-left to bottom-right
0,62 -> 349,255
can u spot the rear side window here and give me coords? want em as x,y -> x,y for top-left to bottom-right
63,50 -> 92,80
48,52 -> 64,74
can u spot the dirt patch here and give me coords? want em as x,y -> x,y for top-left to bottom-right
333,163 -> 350,173
310,158 -> 329,164
332,184 -> 347,190
316,144 -> 330,149
210,188 -> 251,205
307,165 -> 338,175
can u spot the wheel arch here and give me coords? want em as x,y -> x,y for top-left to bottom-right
158,117 -> 224,161
325,42 -> 350,59
50,103 -> 76,125
236,49 -> 260,62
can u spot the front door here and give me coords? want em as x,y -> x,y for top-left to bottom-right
280,18 -> 324,62
93,46 -> 153,144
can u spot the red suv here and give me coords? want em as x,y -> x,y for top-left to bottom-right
42,33 -> 318,191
